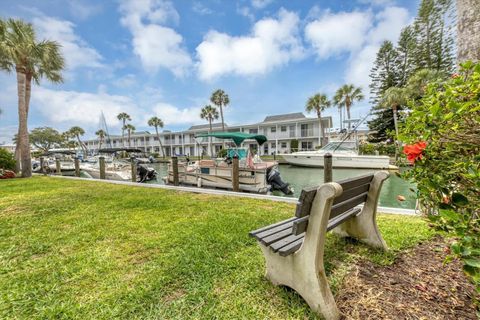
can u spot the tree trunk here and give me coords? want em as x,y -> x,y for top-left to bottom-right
346,104 -> 352,131
392,104 -> 399,162
457,0 -> 480,63
155,127 -> 165,158
209,120 -> 213,157
317,111 -> 323,147
16,68 -> 32,177
338,107 -> 342,130
128,131 -> 131,147
122,120 -> 125,147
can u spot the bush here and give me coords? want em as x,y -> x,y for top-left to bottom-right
216,148 -> 227,158
359,142 -> 396,156
0,148 -> 16,171
400,62 -> 480,289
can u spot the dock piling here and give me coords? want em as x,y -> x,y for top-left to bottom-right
324,153 -> 332,183
74,157 -> 80,177
232,155 -> 239,192
55,157 -> 61,175
131,156 -> 137,183
99,156 -> 106,179
172,156 -> 179,186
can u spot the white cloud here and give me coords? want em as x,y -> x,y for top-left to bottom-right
305,10 -> 372,59
151,103 -> 201,125
346,6 -> 410,89
119,0 -> 191,77
192,2 -> 213,15
251,0 -> 274,9
31,87 -> 139,129
32,16 -> 103,70
196,8 -> 304,80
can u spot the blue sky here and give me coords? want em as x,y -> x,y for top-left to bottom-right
0,0 -> 419,143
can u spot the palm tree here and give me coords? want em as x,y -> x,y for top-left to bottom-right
95,129 -> 106,151
124,124 -> 135,148
456,0 -> 480,63
380,87 -> 408,161
210,89 -> 229,132
148,116 -> 165,158
0,18 -> 64,177
117,112 -> 131,147
333,84 -> 364,131
305,93 -> 331,147
200,105 -> 219,157
68,126 -> 87,157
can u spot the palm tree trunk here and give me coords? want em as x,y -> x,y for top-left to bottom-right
346,104 -> 352,131
317,111 -> 323,147
14,73 -> 33,174
338,107 -> 342,130
457,0 -> 480,63
392,104 -> 399,162
122,120 -> 125,147
128,131 -> 131,147
16,67 -> 32,177
209,120 -> 213,157
219,106 -> 225,148
155,127 -> 165,158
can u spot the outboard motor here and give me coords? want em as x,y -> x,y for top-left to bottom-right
267,167 -> 293,195
137,163 -> 157,182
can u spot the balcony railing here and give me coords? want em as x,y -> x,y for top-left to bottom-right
300,129 -> 314,137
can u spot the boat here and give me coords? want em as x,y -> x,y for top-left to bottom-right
33,150 -> 77,176
164,132 -> 293,195
280,141 -> 394,169
81,148 -> 157,182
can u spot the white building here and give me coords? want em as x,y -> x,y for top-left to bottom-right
84,112 -> 333,156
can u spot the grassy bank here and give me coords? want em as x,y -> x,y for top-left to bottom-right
0,177 -> 433,319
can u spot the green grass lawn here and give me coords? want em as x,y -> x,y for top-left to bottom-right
0,177 -> 434,319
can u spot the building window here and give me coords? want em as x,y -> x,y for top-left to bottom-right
249,128 -> 258,134
281,142 -> 287,148
271,142 -> 276,149
271,127 -> 276,133
145,137 -> 150,141
301,141 -> 313,150
281,126 -> 287,132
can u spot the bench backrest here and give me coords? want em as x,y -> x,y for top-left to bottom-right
292,173 -> 375,235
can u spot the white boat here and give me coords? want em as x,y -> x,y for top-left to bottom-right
280,141 -> 394,169
80,159 -> 133,181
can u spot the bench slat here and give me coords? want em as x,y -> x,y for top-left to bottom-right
330,192 -> 368,218
278,238 -> 304,256
270,233 -> 305,252
327,207 -> 361,231
333,183 -> 370,205
337,173 -> 373,192
292,215 -> 309,236
260,227 -> 294,246
295,186 -> 317,218
249,217 -> 297,237
253,219 -> 296,240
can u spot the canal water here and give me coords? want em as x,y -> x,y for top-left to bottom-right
148,163 -> 417,209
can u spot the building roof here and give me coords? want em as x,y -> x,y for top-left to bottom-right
262,112 -> 306,123
188,123 -> 226,131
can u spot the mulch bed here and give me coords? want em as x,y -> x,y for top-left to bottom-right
336,237 -> 478,319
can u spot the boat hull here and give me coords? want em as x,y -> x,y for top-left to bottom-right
280,154 -> 391,169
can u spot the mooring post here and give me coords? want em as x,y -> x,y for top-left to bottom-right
55,157 -> 61,175
99,156 -> 106,179
172,156 -> 179,186
74,157 -> 80,177
131,156 -> 137,183
232,155 -> 239,192
40,157 -> 46,175
324,152 -> 332,183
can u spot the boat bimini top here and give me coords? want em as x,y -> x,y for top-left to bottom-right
195,132 -> 268,146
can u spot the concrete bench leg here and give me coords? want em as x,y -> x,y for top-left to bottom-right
332,171 -> 389,250
257,183 -> 343,320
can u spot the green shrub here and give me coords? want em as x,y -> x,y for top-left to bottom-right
216,148 -> 227,158
359,142 -> 396,156
0,148 -> 16,170
400,62 -> 480,289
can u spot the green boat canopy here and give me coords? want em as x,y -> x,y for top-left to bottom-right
195,132 -> 267,146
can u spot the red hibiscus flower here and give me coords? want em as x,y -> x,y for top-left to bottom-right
403,141 -> 427,164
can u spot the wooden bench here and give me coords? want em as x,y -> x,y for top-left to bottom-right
249,171 -> 390,320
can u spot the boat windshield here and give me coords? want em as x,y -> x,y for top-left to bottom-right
320,141 -> 357,152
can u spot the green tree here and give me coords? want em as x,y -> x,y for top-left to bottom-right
333,84 -> 364,130
0,148 -> 15,171
95,129 -> 106,151
380,87 -> 409,160
396,26 -> 417,86
210,89 -> 229,133
148,116 -> 165,158
124,124 -> 135,148
29,127 -> 63,153
0,18 -> 64,177
200,105 -> 219,157
68,126 -> 87,157
369,41 -> 399,105
305,93 -> 331,146
117,112 -> 131,147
